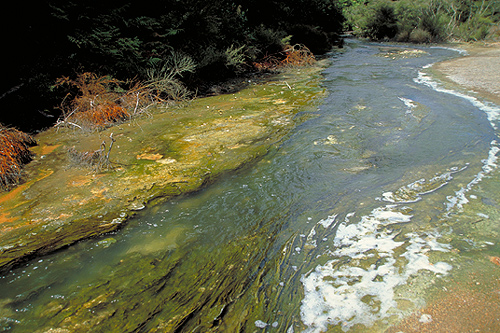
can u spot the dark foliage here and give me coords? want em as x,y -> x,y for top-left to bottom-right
1,0 -> 345,132
366,3 -> 398,40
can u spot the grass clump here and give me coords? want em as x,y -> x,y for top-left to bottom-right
0,124 -> 36,190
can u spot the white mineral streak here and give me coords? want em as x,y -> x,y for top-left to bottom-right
299,54 -> 499,333
300,204 -> 452,332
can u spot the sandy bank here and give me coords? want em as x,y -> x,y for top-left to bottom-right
434,42 -> 500,105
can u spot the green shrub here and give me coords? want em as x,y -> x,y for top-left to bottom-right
366,2 -> 398,40
343,0 -> 500,43
145,52 -> 197,100
456,16 -> 495,41
487,24 -> 500,41
247,25 -> 287,59
395,30 -> 411,42
224,44 -> 247,72
409,28 -> 433,43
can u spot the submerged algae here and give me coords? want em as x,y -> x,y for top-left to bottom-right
0,65 -> 327,273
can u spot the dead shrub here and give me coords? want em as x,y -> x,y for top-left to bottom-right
67,133 -> 115,172
253,44 -> 315,71
55,55 -> 196,130
119,81 -> 155,116
281,44 -> 316,67
55,72 -> 130,130
0,124 -> 36,190
72,102 -> 128,129
253,55 -> 281,71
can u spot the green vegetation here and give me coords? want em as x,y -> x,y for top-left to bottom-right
343,0 -> 500,43
4,0 -> 497,133
1,0 -> 344,190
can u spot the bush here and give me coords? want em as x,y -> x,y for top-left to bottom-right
253,44 -> 315,71
144,52 -> 197,100
487,24 -> 500,41
345,0 -> 500,43
456,15 -> 495,41
54,53 -> 198,130
3,0 -> 348,132
366,2 -> 398,40
54,73 -> 129,130
409,28 -> 433,43
0,125 -> 36,190
288,24 -> 332,55
247,25 -> 287,60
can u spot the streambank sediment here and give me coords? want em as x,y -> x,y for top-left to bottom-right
0,65 -> 327,273
434,42 -> 500,105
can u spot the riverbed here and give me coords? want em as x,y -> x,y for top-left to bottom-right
1,39 -> 500,332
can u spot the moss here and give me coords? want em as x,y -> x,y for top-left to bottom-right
0,64 -> 326,273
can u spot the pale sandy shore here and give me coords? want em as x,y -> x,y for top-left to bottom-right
434,42 -> 500,105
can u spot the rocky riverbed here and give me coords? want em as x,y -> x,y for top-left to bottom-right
0,65 -> 327,273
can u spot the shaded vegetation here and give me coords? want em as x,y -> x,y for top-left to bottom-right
1,0 -> 344,133
1,0 -> 344,189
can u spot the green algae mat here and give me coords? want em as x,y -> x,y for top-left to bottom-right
0,65 -> 327,273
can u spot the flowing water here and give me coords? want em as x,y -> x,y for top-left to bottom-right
1,39 -> 500,332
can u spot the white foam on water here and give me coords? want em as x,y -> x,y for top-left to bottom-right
298,56 -> 497,332
398,97 -> 417,116
381,170 -> 457,204
414,64 -> 500,129
429,46 -> 468,56
398,97 -> 417,109
300,205 -> 452,332
446,141 -> 499,212
413,64 -> 500,212
402,232 -> 452,277
306,227 -> 318,249
317,214 -> 338,229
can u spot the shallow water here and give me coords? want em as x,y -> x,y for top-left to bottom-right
1,39 -> 500,332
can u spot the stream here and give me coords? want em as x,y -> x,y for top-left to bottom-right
1,39 -> 500,332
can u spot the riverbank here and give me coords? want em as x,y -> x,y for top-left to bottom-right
434,42 -> 500,105
0,65 -> 327,273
